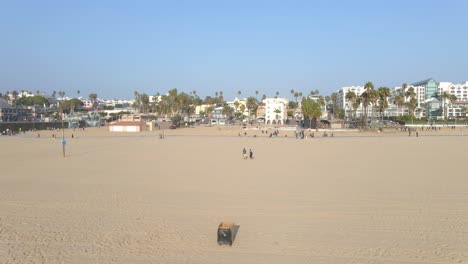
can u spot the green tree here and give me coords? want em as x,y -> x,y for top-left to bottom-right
377,87 -> 391,121
301,97 -> 322,129
288,101 -> 298,110
318,96 -> 326,118
246,96 -> 258,121
239,104 -> 246,120
345,91 -> 357,120
361,81 -> 374,125
89,93 -> 98,110
11,90 -> 19,106
140,93 -> 150,113
222,105 -> 234,120
404,87 -> 417,117
16,95 -> 50,107
330,93 -> 338,110
394,95 -> 405,116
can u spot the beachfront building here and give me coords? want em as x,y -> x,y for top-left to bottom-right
256,102 -> 266,122
409,78 -> 440,119
0,98 -> 32,122
439,81 -> 468,118
335,86 -> 366,118
109,114 -> 155,132
0,98 -> 13,122
211,107 -> 226,125
263,97 -> 288,125
109,121 -> 149,132
226,98 -> 249,119
335,79 -> 464,120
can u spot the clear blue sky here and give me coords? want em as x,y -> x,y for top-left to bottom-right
1,0 -> 467,100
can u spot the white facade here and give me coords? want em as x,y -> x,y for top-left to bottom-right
263,97 -> 289,125
336,86 -> 366,118
336,80 -> 468,119
441,81 -> 468,118
226,98 -> 249,118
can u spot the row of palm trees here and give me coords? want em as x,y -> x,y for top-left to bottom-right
344,82 -> 461,124
344,82 -> 392,124
132,88 -> 264,122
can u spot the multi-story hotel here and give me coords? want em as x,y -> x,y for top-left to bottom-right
263,97 -> 289,125
335,79 -> 468,119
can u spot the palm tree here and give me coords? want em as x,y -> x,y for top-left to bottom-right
361,81 -> 374,125
448,94 -> 457,119
255,90 -> 259,101
246,96 -> 259,122
77,90 -> 80,98
440,91 -> 450,119
394,95 -> 405,116
377,87 -> 391,121
262,94 -> 267,101
239,104 -> 246,120
89,93 -> 98,110
352,98 -> 360,121
345,91 -> 357,121
237,90 -> 241,99
369,89 -> 379,122
58,91 -> 65,100
275,91 -> 279,98
11,90 -> 19,106
301,97 -> 322,129
318,96 -> 326,117
290,89 -> 295,100
233,101 -> 240,114
404,87 -> 417,117
273,108 -> 282,124
330,93 -> 338,112
52,91 -> 57,98
140,93 -> 150,113
402,83 -> 408,92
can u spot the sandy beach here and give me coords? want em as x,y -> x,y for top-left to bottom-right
1,126 -> 467,263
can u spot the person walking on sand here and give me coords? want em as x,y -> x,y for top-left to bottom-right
249,149 -> 254,159
243,148 -> 247,159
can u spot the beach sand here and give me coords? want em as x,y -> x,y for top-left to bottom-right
1,126 -> 467,263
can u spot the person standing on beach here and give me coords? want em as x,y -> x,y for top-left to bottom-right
249,149 -> 253,159
243,148 -> 247,159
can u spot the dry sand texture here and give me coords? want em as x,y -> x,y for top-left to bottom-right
0,127 -> 467,263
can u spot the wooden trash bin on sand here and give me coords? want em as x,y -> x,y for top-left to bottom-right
217,222 -> 235,246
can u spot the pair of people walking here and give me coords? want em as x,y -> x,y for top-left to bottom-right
242,148 -> 254,159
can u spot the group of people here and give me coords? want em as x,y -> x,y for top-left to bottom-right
242,148 -> 254,159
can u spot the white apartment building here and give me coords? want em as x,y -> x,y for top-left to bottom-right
263,97 -> 288,125
336,79 -> 468,120
440,81 -> 468,118
226,98 -> 249,118
335,86 -> 366,118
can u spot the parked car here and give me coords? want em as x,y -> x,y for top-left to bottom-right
169,124 -> 177,129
